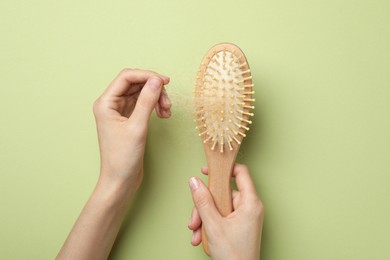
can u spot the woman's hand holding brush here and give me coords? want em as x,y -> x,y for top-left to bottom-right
188,164 -> 264,260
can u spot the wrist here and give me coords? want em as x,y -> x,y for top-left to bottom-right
211,251 -> 240,260
99,163 -> 143,193
94,175 -> 137,205
211,246 -> 259,260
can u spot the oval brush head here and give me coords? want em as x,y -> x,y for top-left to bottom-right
194,43 -> 255,152
194,43 -> 255,255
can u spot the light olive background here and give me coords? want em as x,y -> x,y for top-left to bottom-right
1,0 -> 389,259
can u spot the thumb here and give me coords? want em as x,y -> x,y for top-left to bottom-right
189,177 -> 221,226
131,76 -> 163,126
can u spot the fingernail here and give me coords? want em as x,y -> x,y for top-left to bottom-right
148,77 -> 162,91
189,177 -> 200,190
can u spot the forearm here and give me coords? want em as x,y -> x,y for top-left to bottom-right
57,177 -> 135,260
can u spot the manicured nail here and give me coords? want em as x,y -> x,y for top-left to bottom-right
189,177 -> 200,190
148,77 -> 162,91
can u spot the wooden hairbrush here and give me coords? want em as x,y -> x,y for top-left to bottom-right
194,43 -> 255,255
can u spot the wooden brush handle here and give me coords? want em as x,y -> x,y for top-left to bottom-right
208,160 -> 234,215
202,149 -> 235,255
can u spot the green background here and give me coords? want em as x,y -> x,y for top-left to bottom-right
1,0 -> 389,259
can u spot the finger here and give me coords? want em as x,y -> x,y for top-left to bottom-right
104,68 -> 169,97
189,177 -> 220,226
131,76 -> 163,126
201,166 -> 208,175
155,103 -> 171,119
155,89 -> 172,119
161,87 -> 172,109
188,207 -> 202,231
155,102 -> 163,118
155,94 -> 164,118
161,108 -> 172,118
232,190 -> 240,210
232,164 -> 258,199
125,83 -> 143,96
232,190 -> 239,200
160,87 -> 172,118
191,228 -> 202,246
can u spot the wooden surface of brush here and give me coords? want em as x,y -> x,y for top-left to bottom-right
194,42 -> 255,255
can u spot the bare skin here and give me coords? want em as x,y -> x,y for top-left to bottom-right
188,165 -> 264,260
57,69 -> 171,260
57,68 -> 264,260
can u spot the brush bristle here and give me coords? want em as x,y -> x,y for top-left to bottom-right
194,44 -> 255,153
